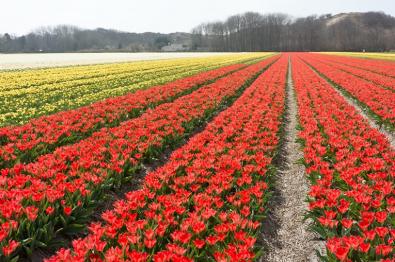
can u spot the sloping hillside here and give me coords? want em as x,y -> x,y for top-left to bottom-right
326,12 -> 395,28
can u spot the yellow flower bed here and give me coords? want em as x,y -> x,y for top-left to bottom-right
0,53 -> 273,126
319,52 -> 395,61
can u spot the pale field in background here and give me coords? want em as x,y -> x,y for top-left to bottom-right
0,52 -> 242,70
321,52 -> 395,61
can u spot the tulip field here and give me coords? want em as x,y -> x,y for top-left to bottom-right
321,52 -> 395,62
0,52 -> 394,261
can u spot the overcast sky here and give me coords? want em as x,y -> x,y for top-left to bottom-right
2,0 -> 394,35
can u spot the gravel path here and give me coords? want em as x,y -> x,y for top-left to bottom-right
327,82 -> 395,150
261,59 -> 325,262
304,61 -> 395,150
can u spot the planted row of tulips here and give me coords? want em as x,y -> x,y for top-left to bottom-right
306,54 -> 395,92
46,54 -> 288,262
0,63 -> 245,169
319,54 -> 395,78
0,53 -> 268,126
301,54 -> 395,129
0,62 -> 211,126
292,56 -> 395,261
0,55 -> 279,260
0,54 -> 265,92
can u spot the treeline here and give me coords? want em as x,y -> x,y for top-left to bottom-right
0,25 -> 189,52
1,11 -> 395,52
191,11 -> 395,51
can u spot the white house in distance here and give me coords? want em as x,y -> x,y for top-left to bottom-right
161,43 -> 189,52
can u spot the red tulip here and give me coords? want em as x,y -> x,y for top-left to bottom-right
2,240 -> 19,257
63,206 -> 72,216
193,239 -> 205,249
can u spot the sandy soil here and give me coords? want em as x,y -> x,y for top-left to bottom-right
325,74 -> 395,150
0,52 -> 236,70
261,60 -> 325,262
306,61 -> 395,149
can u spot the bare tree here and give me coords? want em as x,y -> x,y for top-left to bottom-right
191,11 -> 395,52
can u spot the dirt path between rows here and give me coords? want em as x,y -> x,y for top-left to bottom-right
261,59 -> 325,262
304,60 -> 395,150
329,85 -> 395,150
24,61 -> 278,262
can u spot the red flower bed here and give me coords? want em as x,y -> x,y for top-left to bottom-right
0,63 -> 245,168
301,54 -> 395,128
305,54 -> 395,92
0,56 -> 279,259
319,54 -> 395,78
47,55 -> 288,262
292,55 -> 395,261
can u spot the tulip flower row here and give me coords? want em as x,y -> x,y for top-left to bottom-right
0,62 -> 210,126
1,61 -> 196,93
292,56 -> 395,261
0,53 -> 269,126
301,54 -> 395,129
46,54 -> 288,262
0,55 -> 279,259
0,54 -> 265,92
319,54 -> 395,78
0,63 -> 245,169
305,54 -> 395,92
323,52 -> 395,62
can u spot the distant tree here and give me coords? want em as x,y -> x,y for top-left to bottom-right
191,11 -> 395,52
154,36 -> 170,50
4,33 -> 11,41
16,36 -> 26,51
1,11 -> 394,53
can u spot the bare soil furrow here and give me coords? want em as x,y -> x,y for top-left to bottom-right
304,60 -> 395,150
262,59 -> 325,262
